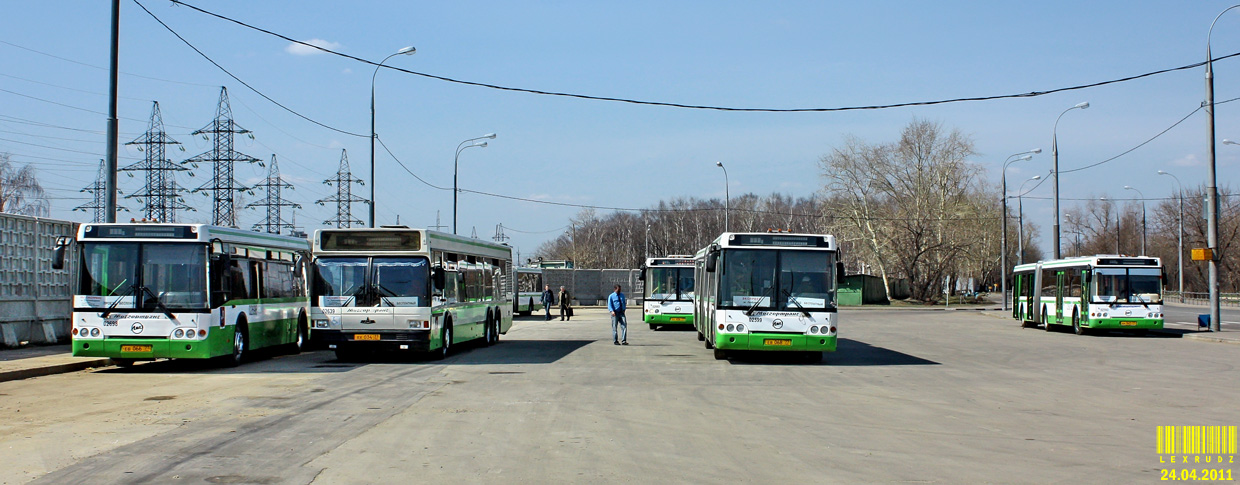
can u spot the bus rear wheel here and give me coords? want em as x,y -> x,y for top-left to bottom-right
1042,308 -> 1052,332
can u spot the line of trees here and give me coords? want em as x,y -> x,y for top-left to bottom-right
0,153 -> 49,217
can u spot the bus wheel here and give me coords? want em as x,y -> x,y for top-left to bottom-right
697,330 -> 705,341
713,348 -> 728,360
433,320 -> 453,360
292,314 -> 309,354
225,320 -> 248,367
1042,308 -> 1051,332
113,358 -> 135,368
704,335 -> 714,349
1072,311 -> 1086,335
484,312 -> 495,346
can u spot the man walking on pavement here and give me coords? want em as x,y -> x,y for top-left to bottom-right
608,284 -> 628,345
541,285 -> 554,321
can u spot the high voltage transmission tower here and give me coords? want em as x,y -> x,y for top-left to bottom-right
246,154 -> 301,235
184,87 -> 260,228
120,101 -> 193,222
316,149 -> 368,228
74,160 -> 110,223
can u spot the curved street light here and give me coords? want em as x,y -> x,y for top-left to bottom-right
1203,7 -> 1238,331
1015,175 -> 1041,265
1123,186 -> 1147,255
1051,101 -> 1089,259
716,161 -> 730,232
453,133 -> 496,234
370,45 -> 416,228
1000,149 -> 1041,310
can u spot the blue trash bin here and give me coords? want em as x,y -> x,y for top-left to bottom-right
1198,314 -> 1210,328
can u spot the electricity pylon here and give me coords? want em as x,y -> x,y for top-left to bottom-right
247,155 -> 301,235
316,149 -> 367,228
183,87 -> 260,228
120,101 -> 192,222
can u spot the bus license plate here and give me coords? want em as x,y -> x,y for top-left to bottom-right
120,345 -> 152,353
764,339 -> 792,346
1120,321 -> 1138,327
354,334 -> 380,341
670,317 -> 686,322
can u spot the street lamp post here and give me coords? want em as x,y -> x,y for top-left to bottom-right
1051,101 -> 1090,259
453,133 -> 496,234
1123,186 -> 1147,255
1204,7 -> 1235,331
1000,149 -> 1041,311
1158,170 -> 1185,299
1016,175 -> 1041,265
370,46 -> 416,228
716,162 -> 730,232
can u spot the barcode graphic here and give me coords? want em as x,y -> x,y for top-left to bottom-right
1158,426 -> 1237,454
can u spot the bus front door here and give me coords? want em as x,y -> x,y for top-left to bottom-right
1055,271 -> 1064,324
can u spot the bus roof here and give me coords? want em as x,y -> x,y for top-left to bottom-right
77,223 -> 310,252
644,256 -> 695,267
313,227 -> 511,260
1013,254 -> 1161,272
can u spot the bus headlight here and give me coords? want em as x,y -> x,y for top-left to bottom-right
90,328 -> 100,337
174,329 -> 184,338
736,324 -> 744,332
726,324 -> 735,332
313,319 -> 330,329
810,326 -> 819,334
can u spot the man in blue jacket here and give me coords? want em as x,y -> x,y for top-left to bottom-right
608,284 -> 628,345
540,285 -> 554,321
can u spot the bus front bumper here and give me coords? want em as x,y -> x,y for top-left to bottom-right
1084,318 -> 1163,330
316,329 -> 432,352
714,332 -> 837,352
644,314 -> 694,325
72,330 -> 232,360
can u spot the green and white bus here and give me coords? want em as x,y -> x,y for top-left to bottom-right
513,266 -> 544,316
641,255 -> 695,330
310,227 -> 513,360
1012,255 -> 1164,334
55,223 -> 311,367
693,232 -> 844,361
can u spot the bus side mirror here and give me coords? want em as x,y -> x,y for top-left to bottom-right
639,267 -> 646,280
836,262 -> 846,285
705,252 -> 718,273
432,266 -> 445,291
51,237 -> 70,270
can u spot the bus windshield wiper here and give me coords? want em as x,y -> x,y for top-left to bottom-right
744,286 -> 774,316
138,285 -> 176,320
781,288 -> 811,317
99,283 -> 135,319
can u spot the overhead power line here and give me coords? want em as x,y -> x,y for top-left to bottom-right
166,0 -> 1240,113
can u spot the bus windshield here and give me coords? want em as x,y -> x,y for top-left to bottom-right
646,267 -> 694,301
313,256 -> 430,307
720,249 -> 835,311
1093,268 -> 1162,304
79,242 -> 208,309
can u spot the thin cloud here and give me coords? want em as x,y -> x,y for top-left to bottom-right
1172,154 -> 1202,167
286,39 -> 341,56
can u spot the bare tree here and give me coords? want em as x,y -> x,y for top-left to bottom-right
0,153 -> 50,216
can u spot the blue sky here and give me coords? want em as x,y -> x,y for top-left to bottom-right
2,1 -> 1238,257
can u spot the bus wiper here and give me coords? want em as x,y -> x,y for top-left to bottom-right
744,286 -> 774,316
138,285 -> 176,320
781,288 -> 811,317
100,284 -> 135,319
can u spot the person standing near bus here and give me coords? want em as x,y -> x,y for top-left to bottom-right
558,286 -> 572,321
541,285 -> 554,321
608,284 -> 628,345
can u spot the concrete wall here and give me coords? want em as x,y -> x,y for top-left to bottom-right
543,269 -> 642,306
0,213 -> 78,347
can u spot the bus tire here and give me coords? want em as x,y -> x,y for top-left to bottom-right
704,335 -> 714,349
1072,310 -> 1086,335
113,358 -> 135,368
224,319 -> 248,367
697,330 -> 705,341
713,348 -> 728,360
291,313 -> 309,354
433,319 -> 453,360
484,311 -> 496,346
1042,307 -> 1051,332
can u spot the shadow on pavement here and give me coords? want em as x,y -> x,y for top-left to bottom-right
445,339 -> 593,365
724,338 -> 939,366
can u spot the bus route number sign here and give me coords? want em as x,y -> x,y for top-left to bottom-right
1191,248 -> 1213,261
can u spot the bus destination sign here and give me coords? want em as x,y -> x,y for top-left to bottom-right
1097,258 -> 1158,266
84,225 -> 197,239
732,234 -> 830,248
321,231 -> 422,252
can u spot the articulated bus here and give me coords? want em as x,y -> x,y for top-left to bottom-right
641,256 -> 696,330
1012,255 -> 1164,335
310,227 -> 513,360
693,232 -> 844,361
513,266 -> 545,316
55,223 -> 312,367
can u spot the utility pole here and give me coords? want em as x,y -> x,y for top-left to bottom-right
184,87 -> 260,228
105,0 -> 120,223
316,149 -> 367,228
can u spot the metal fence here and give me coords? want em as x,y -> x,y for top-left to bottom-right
542,268 -> 642,306
0,213 -> 79,347
1164,291 -> 1240,307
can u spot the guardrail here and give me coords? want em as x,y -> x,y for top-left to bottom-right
1164,291 -> 1240,307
